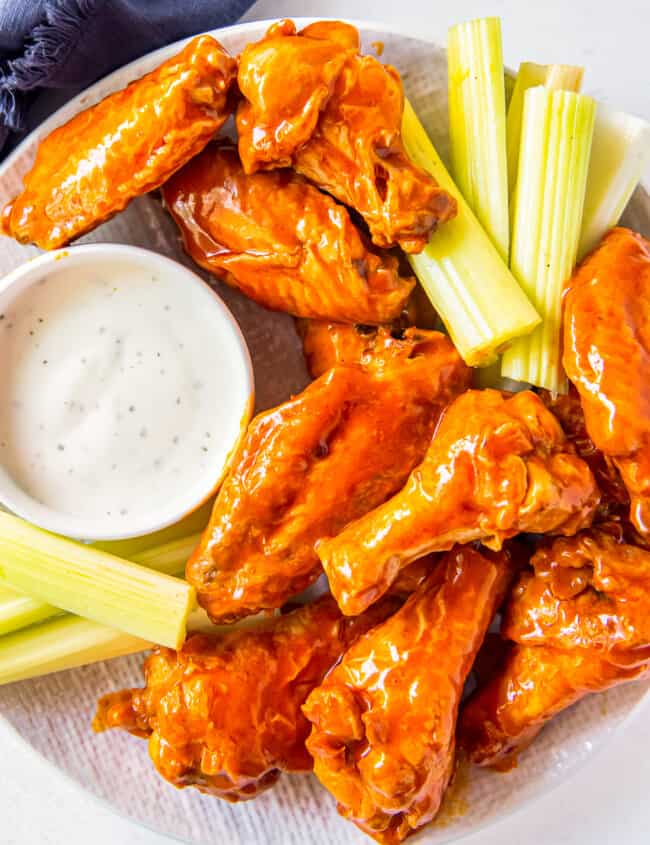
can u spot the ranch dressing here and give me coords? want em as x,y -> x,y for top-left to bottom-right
0,252 -> 250,533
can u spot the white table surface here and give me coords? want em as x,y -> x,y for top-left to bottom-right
2,0 -> 649,843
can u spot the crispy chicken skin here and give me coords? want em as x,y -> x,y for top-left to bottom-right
539,388 -> 629,520
296,322 -> 451,379
318,390 -> 600,615
236,20 -> 456,252
2,37 -> 237,250
564,227 -> 650,535
236,19 -> 358,172
303,546 -> 517,844
459,529 -> 650,767
93,595 -> 398,802
162,144 -> 415,323
187,342 -> 470,623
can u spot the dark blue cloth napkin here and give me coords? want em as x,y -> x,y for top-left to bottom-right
0,0 -> 255,154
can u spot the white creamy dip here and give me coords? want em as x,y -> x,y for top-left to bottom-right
0,247 -> 252,539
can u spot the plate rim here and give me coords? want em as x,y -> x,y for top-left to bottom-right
0,15 -> 648,845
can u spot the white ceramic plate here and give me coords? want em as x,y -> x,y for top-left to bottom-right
0,18 -> 648,845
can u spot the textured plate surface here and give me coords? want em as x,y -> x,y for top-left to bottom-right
0,18 -> 648,845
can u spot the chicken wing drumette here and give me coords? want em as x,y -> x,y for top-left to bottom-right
459,528 -> 650,767
94,596 -> 397,801
237,20 -> 456,252
303,545 -> 518,844
318,389 -> 600,615
564,227 -> 650,535
2,36 -> 237,250
162,144 -> 415,323
187,339 -> 470,622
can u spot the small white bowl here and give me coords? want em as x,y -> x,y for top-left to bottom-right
0,244 -> 254,540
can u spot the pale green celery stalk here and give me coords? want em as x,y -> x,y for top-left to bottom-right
501,88 -> 596,392
0,607 -> 264,685
578,105 -> 650,259
0,512 -> 196,649
504,70 -> 516,109
506,63 -> 584,197
402,100 -> 540,366
448,17 -> 509,259
0,585 -> 62,637
0,616 -> 152,684
0,532 -> 201,637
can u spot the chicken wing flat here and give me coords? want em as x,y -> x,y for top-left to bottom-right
2,36 -> 237,250
303,546 -> 516,844
459,529 -> 650,767
564,227 -> 650,535
318,389 -> 599,615
458,643 -> 640,768
236,20 -> 456,252
297,321 -> 459,379
187,342 -> 470,623
93,595 -> 397,802
162,144 -> 415,323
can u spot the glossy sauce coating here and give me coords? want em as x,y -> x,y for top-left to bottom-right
504,529 -> 650,655
318,389 -> 600,615
93,595 -> 398,801
388,553 -> 440,597
162,144 -> 415,323
459,529 -> 650,767
297,322 -> 447,379
563,227 -> 650,535
539,388 -> 629,521
458,643 -> 641,767
2,36 -> 237,250
303,546 -> 516,844
236,19 -> 357,172
236,20 -> 456,252
186,340 -> 470,623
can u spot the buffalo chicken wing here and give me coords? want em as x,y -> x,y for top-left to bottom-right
236,19 -> 357,172
303,546 -> 517,843
187,342 -> 470,623
236,20 -> 456,252
93,595 -> 398,801
162,144 -> 415,323
2,36 -> 237,250
540,388 -> 629,521
297,322 -> 449,379
564,227 -> 650,535
318,389 -> 599,615
459,529 -> 650,767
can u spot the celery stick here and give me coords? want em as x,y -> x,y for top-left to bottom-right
0,607 -> 264,685
578,105 -> 650,259
0,615 -> 151,684
544,65 -> 584,92
0,513 -> 195,649
507,62 -> 584,197
0,585 -> 62,637
501,88 -> 596,392
448,17 -> 509,259
0,532 -> 201,637
504,70 -> 516,109
402,100 -> 540,366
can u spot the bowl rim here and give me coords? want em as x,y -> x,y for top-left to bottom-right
0,242 -> 254,541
